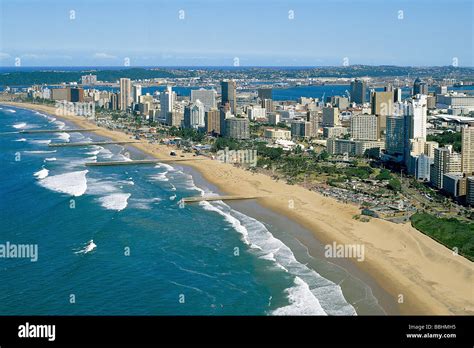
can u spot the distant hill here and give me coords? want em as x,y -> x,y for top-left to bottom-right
0,65 -> 472,86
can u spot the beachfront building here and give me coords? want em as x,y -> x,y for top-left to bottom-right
204,108 -> 220,134
431,146 -> 462,189
166,111 -> 184,127
119,78 -> 132,110
467,177 -> 474,206
159,86 -> 175,122
225,117 -> 250,140
183,100 -> 205,129
461,126 -> 474,174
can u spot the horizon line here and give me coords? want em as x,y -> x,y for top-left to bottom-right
0,64 -> 473,69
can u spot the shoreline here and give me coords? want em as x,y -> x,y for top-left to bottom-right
3,101 -> 473,315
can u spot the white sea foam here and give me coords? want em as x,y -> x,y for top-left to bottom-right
38,170 -> 88,196
98,193 -> 131,211
14,138 -> 27,142
149,172 -> 169,182
54,120 -> 66,129
130,197 -> 161,210
75,240 -> 97,254
272,277 -> 327,315
57,132 -> 70,142
33,168 -> 49,179
12,122 -> 27,129
44,157 -> 57,162
5,109 -> 16,113
85,149 -> 101,156
29,139 -> 51,145
199,200 -> 357,316
24,150 -> 57,154
155,163 -> 175,171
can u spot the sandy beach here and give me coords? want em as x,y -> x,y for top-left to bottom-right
4,101 -> 473,315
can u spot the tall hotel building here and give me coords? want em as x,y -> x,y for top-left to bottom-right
461,126 -> 474,174
119,78 -> 132,110
159,86 -> 175,121
221,80 -> 237,115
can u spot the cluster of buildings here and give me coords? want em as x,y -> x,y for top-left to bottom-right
21,73 -> 474,206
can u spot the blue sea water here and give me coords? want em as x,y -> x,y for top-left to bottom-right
0,105 -> 359,315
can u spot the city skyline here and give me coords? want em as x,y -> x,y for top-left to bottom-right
0,0 -> 473,67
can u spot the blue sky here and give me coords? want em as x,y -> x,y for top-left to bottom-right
0,0 -> 472,66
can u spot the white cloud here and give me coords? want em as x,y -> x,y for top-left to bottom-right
0,52 -> 11,59
93,52 -> 117,59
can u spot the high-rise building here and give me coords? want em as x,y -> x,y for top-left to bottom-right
109,93 -> 119,110
461,126 -> 474,174
431,146 -> 462,189
69,87 -> 84,102
415,154 -> 433,181
322,107 -> 340,127
219,107 -> 232,136
159,86 -> 175,121
247,106 -> 266,120
291,119 -> 312,138
466,177 -> 474,206
385,116 -> 405,156
191,89 -> 217,111
350,79 -> 366,104
404,95 -> 428,166
350,114 -> 378,140
183,100 -> 205,129
119,78 -> 132,110
226,117 -> 249,139
413,78 -> 428,96
307,111 -> 319,137
263,99 -> 274,113
435,85 -> 448,95
371,91 -> 394,116
257,88 -> 272,101
132,85 -> 142,104
407,94 -> 428,140
221,80 -> 237,115
166,111 -> 184,127
205,108 -> 220,134
394,88 -> 403,103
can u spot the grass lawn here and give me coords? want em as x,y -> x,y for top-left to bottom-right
410,212 -> 474,261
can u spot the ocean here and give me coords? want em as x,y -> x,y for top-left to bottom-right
0,105 -> 387,315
